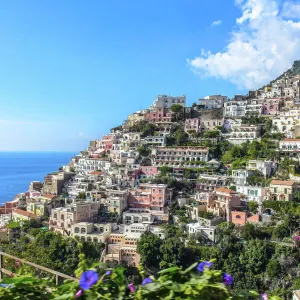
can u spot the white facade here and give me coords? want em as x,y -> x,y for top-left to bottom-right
198,95 -> 227,109
142,135 -> 166,147
236,185 -> 268,204
71,222 -> 114,243
151,95 -> 186,109
247,160 -> 277,178
187,223 -> 215,242
279,139 -> 300,151
224,100 -> 247,117
231,170 -> 253,186
152,146 -> 210,167
75,158 -> 111,175
272,116 -> 299,138
229,125 -> 261,144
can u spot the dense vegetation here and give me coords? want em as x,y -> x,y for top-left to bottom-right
135,201 -> 300,299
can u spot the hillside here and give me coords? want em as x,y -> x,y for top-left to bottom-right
263,59 -> 300,88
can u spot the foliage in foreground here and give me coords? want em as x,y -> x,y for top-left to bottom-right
0,251 -> 281,300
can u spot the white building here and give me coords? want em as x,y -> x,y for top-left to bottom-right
75,158 -> 111,175
142,135 -> 166,147
272,116 -> 299,138
224,100 -> 247,117
152,146 -> 210,167
187,223 -> 216,242
247,160 -> 277,178
198,95 -> 227,109
71,222 -> 114,243
151,95 -> 186,109
279,139 -> 300,152
236,185 -> 268,204
229,125 -> 261,144
231,170 -> 253,186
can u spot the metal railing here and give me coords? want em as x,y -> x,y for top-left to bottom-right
0,251 -> 77,285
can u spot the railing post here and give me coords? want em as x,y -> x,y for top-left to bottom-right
0,253 -> 2,280
55,274 -> 59,285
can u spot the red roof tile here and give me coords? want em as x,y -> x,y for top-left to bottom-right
270,180 -> 296,186
12,209 -> 36,218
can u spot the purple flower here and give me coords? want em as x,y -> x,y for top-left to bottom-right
197,261 -> 213,272
142,277 -> 153,285
128,283 -> 135,292
223,273 -> 233,285
104,270 -> 112,276
75,290 -> 83,298
294,235 -> 300,241
79,270 -> 99,290
261,293 -> 268,300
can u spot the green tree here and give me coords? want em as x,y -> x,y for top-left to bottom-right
136,232 -> 161,269
170,104 -> 183,112
241,223 -> 258,240
137,145 -> 151,157
266,259 -> 281,278
248,201 -> 259,213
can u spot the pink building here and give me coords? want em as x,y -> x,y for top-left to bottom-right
231,211 -> 260,225
145,107 -> 172,123
129,184 -> 173,211
96,135 -> 116,153
140,166 -> 159,177
262,98 -> 283,115
184,118 -> 200,134
206,187 -> 241,221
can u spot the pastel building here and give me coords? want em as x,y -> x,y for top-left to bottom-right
268,180 -> 299,201
71,222 -> 114,243
128,184 -> 172,211
262,98 -> 283,115
152,146 -> 210,167
184,118 -> 201,134
49,201 -> 100,235
206,188 -> 242,221
140,166 -> 159,178
145,107 -> 172,123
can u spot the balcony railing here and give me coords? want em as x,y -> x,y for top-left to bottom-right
0,251 -> 77,285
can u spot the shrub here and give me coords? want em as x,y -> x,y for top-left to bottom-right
0,258 -> 281,299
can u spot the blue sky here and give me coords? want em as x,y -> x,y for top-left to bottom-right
0,0 -> 299,151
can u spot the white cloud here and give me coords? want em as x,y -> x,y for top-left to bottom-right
281,1 -> 300,19
211,20 -> 222,26
188,0 -> 300,90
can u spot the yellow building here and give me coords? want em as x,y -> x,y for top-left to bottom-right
27,202 -> 47,217
269,180 -> 299,201
12,209 -> 37,222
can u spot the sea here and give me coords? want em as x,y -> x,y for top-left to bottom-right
0,152 -> 76,204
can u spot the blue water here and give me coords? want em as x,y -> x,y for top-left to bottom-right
0,152 -> 76,204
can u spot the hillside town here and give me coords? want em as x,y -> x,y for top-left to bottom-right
2,64 -> 300,298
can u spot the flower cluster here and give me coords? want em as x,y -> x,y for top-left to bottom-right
293,235 -> 300,241
197,261 -> 233,286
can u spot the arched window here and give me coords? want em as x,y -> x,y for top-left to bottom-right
75,227 -> 79,233
81,228 -> 86,234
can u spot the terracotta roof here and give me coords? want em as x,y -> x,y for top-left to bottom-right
216,187 -> 235,194
12,209 -> 36,218
89,171 -> 101,175
270,180 -> 296,186
41,194 -> 56,200
283,139 -> 300,142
